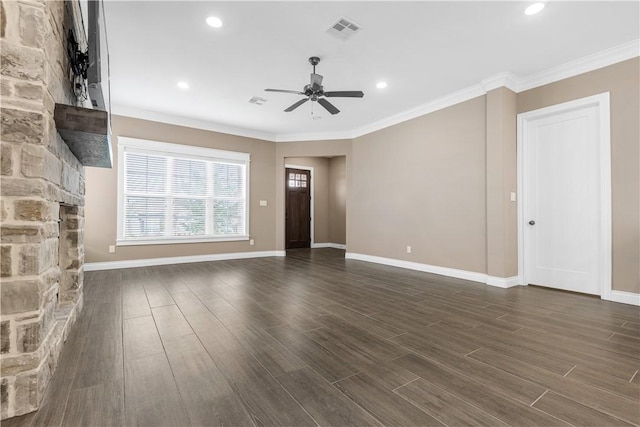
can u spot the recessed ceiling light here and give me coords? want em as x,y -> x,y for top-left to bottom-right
525,3 -> 545,15
177,81 -> 189,89
376,81 -> 388,89
206,16 -> 223,28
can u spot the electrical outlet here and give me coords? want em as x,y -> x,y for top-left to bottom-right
406,245 -> 412,254
510,192 -> 517,202
249,239 -> 255,246
259,200 -> 268,207
108,245 -> 115,253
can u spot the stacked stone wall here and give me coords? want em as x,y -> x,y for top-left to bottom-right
1,0 -> 85,419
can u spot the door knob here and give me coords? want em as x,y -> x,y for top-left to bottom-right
529,220 -> 535,225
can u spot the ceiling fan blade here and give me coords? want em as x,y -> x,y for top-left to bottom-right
310,73 -> 323,89
265,89 -> 305,95
317,98 -> 340,115
284,98 -> 309,112
324,91 -> 364,98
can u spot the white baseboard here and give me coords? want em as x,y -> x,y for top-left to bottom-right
486,275 -> 521,288
311,243 -> 347,250
84,250 -> 286,271
602,290 -> 640,306
345,252 -> 486,282
345,252 -> 521,288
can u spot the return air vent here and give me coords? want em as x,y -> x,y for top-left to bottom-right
326,17 -> 361,41
249,96 -> 267,105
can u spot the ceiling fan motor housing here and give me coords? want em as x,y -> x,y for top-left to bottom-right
303,84 -> 324,98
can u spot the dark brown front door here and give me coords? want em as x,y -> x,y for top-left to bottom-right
285,168 -> 311,249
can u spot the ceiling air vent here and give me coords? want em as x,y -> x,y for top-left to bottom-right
249,96 -> 267,105
326,17 -> 361,41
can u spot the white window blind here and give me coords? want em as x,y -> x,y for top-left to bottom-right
117,137 -> 250,245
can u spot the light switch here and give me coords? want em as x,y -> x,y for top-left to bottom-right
510,192 -> 516,202
259,200 -> 268,206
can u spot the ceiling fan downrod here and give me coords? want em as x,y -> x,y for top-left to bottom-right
309,56 -> 320,74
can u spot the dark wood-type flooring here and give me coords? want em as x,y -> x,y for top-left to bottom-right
7,249 -> 640,426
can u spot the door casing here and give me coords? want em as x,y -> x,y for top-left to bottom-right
517,92 -> 611,299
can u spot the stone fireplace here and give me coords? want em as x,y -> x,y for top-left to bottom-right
1,0 -> 86,419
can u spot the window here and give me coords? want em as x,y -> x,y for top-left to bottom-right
117,137 -> 250,245
288,172 -> 307,188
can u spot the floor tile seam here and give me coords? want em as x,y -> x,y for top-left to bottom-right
260,324 -> 365,391
529,389 -> 549,407
562,365 -> 577,378
167,296 -> 261,426
392,347 -> 543,407
564,368 -> 640,403
146,306 -> 195,427
47,304 -> 97,426
330,372 -> 361,385
324,359 -> 450,427
467,344 -> 640,407
391,376 -> 420,392
275,364 -> 385,427
266,367 -> 323,427
390,350 -> 538,427
542,386 -> 640,426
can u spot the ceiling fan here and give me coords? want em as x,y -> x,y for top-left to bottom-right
265,57 -> 364,115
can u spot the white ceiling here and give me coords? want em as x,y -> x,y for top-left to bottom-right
104,1 -> 639,141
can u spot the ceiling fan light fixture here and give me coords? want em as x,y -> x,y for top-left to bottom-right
206,16 -> 223,28
525,3 -> 545,15
376,81 -> 388,89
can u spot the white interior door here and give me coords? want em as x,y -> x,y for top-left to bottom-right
523,103 -> 601,295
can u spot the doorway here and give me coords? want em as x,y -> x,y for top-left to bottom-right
285,167 -> 312,249
517,93 -> 611,296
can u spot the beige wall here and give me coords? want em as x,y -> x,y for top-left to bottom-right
329,156 -> 347,244
84,115 -> 276,263
350,96 -> 488,274
486,87 -> 518,278
285,157 -> 330,243
275,140 -> 352,251
518,58 -> 640,293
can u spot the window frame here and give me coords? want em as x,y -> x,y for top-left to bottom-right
116,137 -> 250,246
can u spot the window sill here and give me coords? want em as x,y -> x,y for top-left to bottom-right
116,236 -> 250,246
